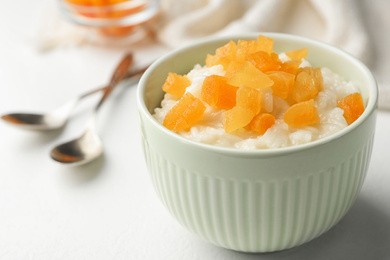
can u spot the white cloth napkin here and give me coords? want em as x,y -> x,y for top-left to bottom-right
156,0 -> 390,110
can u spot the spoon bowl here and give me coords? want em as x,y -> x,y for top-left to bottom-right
50,116 -> 103,165
1,87 -> 103,131
1,113 -> 56,130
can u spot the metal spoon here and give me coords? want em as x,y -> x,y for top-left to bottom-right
1,87 -> 105,131
50,53 -> 134,165
1,57 -> 145,131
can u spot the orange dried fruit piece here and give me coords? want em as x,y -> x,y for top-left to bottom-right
206,40 -> 237,69
227,62 -> 274,90
270,52 -> 282,63
68,0 -> 144,20
290,67 -> 323,103
236,86 -> 263,115
66,0 -> 129,5
280,59 -> 302,74
284,99 -> 320,127
267,71 -> 295,99
163,92 -> 206,132
256,35 -> 274,53
285,48 -> 309,60
201,75 -> 238,109
223,107 -> 255,133
337,92 -> 365,125
247,51 -> 281,73
162,72 -> 191,98
247,113 -> 275,134
236,40 -> 260,62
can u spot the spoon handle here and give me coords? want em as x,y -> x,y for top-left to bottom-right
78,63 -> 149,100
95,53 -> 134,112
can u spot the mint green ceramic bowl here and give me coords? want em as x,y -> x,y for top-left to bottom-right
137,33 -> 378,252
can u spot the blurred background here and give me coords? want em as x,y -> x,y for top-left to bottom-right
0,0 -> 389,259
1,0 -> 389,108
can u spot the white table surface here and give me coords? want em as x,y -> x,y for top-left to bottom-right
1,1 -> 390,259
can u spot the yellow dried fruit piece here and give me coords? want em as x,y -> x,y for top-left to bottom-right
267,71 -> 295,99
280,59 -> 302,74
284,99 -> 320,127
308,67 -> 323,91
247,51 -> 281,73
290,67 -> 323,103
285,48 -> 309,60
236,40 -> 260,62
256,35 -> 274,53
236,86 -> 262,115
337,92 -> 365,125
223,107 -> 255,133
227,61 -> 274,90
162,72 -> 191,98
163,92 -> 206,132
224,60 -> 244,78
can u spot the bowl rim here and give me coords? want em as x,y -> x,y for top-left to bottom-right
137,32 -> 378,157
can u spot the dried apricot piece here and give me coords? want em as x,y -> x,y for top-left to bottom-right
201,75 -> 238,110
280,60 -> 302,74
223,107 -> 255,133
247,113 -> 275,134
270,52 -> 282,63
163,92 -> 206,132
236,40 -> 260,62
337,93 -> 365,125
227,62 -> 274,90
285,48 -> 308,60
247,51 -> 281,73
284,99 -> 320,127
206,40 -> 237,69
290,67 -> 322,103
256,35 -> 274,53
267,71 -> 295,99
162,72 -> 191,98
236,86 -> 262,115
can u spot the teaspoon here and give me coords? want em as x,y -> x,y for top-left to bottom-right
50,53 -> 135,165
1,87 -> 105,131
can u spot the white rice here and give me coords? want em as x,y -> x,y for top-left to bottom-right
153,57 -> 359,150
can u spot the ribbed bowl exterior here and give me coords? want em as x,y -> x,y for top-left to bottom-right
140,109 -> 376,252
137,33 -> 378,252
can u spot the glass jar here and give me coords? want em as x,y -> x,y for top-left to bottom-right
58,0 -> 160,44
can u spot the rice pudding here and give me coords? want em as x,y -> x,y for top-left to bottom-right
153,35 -> 364,149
